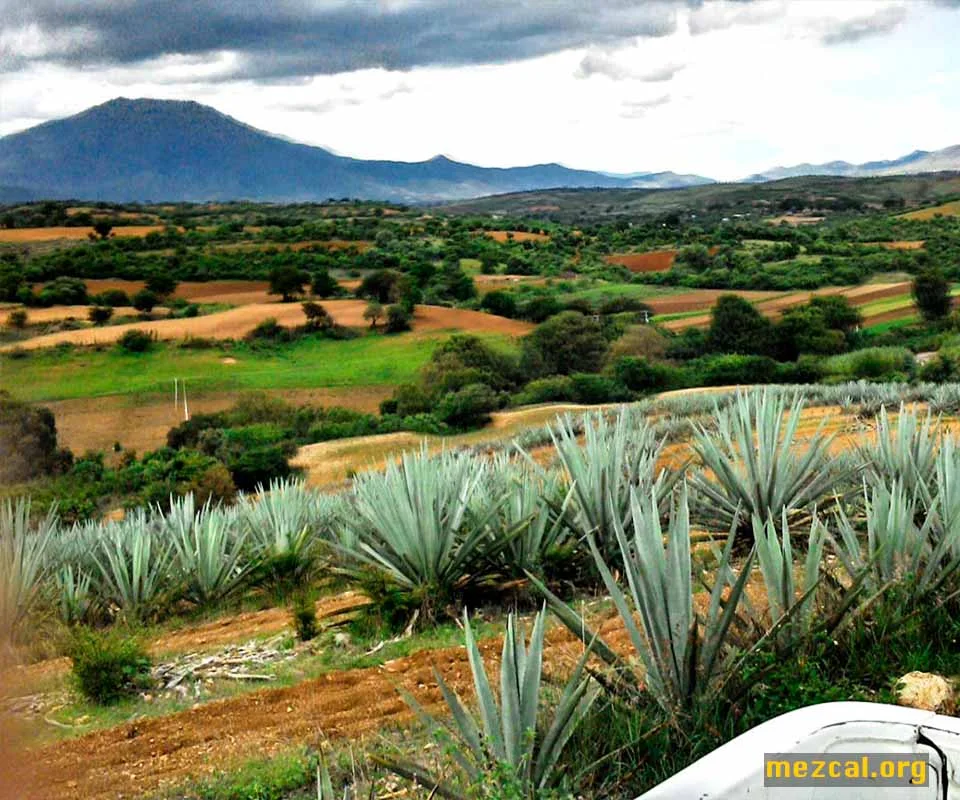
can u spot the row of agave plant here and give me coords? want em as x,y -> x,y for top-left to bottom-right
3,386 -> 960,636
6,385 -> 960,796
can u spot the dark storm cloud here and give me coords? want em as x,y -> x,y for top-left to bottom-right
1,0 -> 694,80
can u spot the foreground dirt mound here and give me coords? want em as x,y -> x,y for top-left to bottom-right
18,617 -> 629,800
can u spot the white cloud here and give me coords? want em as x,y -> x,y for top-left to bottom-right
0,0 -> 958,182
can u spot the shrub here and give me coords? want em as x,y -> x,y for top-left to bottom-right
291,593 -> 318,642
69,627 -> 152,704
132,288 -> 159,315
913,267 -> 952,322
97,288 -> 130,307
480,290 -> 518,318
0,393 -> 65,483
612,356 -> 683,393
689,354 -> 779,386
823,347 -> 916,382
520,311 -> 608,378
116,329 -> 155,353
38,277 -> 88,306
707,295 -> 773,355
569,373 -> 631,404
607,325 -> 668,362
435,382 -> 498,428
247,317 -> 294,343
514,376 -> 575,404
384,304 -> 412,333
5,309 -> 27,329
88,305 -> 113,325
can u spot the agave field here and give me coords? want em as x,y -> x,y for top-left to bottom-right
8,380 -> 960,797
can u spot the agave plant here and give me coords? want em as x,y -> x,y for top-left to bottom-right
859,405 -> 941,496
55,564 -> 94,626
91,509 -> 174,621
163,494 -> 252,606
534,484 -> 750,715
752,510 -> 832,647
395,608 -> 597,799
533,408 -> 680,561
473,456 -> 574,577
0,498 -> 58,640
241,478 -> 337,588
691,389 -> 842,539
338,448 -> 507,620
832,479 -> 960,603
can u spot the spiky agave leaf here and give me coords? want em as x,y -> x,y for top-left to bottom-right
397,607 -> 596,796
164,494 -> 252,606
859,404 -> 941,497
532,408 -> 679,562
241,478 -> 337,583
474,455 -> 573,577
0,498 -> 59,639
752,509 -> 826,646
90,509 -> 174,621
691,388 -> 841,536
339,448 -> 508,614
55,564 -> 94,626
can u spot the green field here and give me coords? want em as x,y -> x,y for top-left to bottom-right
1,331 -> 512,403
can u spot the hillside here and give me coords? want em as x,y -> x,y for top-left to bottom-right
0,98 -> 713,204
437,172 -> 960,221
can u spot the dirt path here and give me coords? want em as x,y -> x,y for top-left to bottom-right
2,302 -> 532,352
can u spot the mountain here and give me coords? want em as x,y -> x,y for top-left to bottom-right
0,98 -> 714,204
743,146 -> 960,183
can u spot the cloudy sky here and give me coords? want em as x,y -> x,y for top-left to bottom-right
0,0 -> 958,180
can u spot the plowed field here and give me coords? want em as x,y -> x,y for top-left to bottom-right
1,302 -> 533,352
0,226 -> 165,242
605,250 -> 676,273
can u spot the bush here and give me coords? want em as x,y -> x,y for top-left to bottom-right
612,356 -> 684,393
823,347 -> 917,382
69,627 -> 152,704
116,329 -> 155,353
247,317 -> 295,343
96,289 -> 130,307
569,373 -> 632,404
513,376 -> 575,404
88,305 -> 113,325
5,309 -> 27,329
435,382 -> 498,428
132,288 -> 159,314
520,311 -> 609,378
291,593 -> 318,642
384,304 -> 412,333
689,354 -> 779,386
0,392 -> 66,483
480,290 -> 518,318
38,277 -> 88,306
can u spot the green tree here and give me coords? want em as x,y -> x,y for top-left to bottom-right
363,300 -> 384,329
88,306 -> 114,326
707,295 -> 774,356
145,272 -> 178,298
268,265 -> 308,302
310,267 -> 339,298
384,304 -> 412,333
912,267 -> 952,321
302,301 -> 334,331
520,311 -> 609,378
132,288 -> 159,315
92,220 -> 114,240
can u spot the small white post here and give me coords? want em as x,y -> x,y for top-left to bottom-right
174,378 -> 179,409
183,381 -> 190,421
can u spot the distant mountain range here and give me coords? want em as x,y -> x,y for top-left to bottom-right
0,98 -> 956,204
742,146 -> 960,183
0,98 -> 714,204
